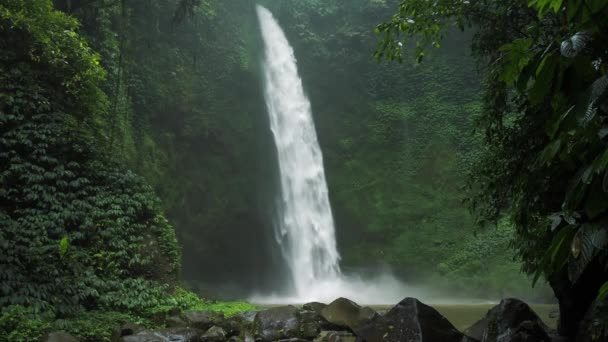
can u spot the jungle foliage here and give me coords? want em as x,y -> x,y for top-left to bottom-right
0,0 -> 179,315
0,0 -> 560,334
376,0 -> 608,337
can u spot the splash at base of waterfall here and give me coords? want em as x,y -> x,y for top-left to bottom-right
249,272 -> 430,305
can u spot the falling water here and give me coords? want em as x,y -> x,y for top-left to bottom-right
254,5 -> 414,304
257,4 -> 341,296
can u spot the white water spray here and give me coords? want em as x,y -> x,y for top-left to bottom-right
254,5 -> 416,304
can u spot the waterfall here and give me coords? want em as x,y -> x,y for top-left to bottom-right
254,5 -> 411,304
257,5 -> 342,298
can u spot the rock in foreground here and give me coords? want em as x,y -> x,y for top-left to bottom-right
475,298 -> 551,342
320,297 -> 378,334
355,297 -> 471,342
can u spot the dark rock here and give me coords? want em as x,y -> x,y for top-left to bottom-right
464,317 -> 488,341
182,310 -> 225,331
234,310 -> 258,324
253,306 -> 300,341
297,309 -> 334,339
119,331 -> 164,342
119,328 -> 204,342
355,297 -> 466,342
111,322 -> 145,341
274,339 -> 309,342
314,330 -> 356,342
303,302 -> 328,313
40,332 -> 79,342
201,326 -> 227,342
481,298 -> 550,342
320,298 -> 378,333
227,337 -> 244,342
167,315 -> 188,328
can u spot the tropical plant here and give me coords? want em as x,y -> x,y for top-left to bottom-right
0,0 -> 180,315
376,0 -> 608,338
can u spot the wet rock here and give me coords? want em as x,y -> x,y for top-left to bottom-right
464,317 -> 488,341
201,326 -> 227,342
314,330 -> 356,342
182,310 -> 225,331
480,298 -> 550,342
320,298 -> 378,333
297,309 -> 334,339
40,332 -> 79,342
253,306 -> 300,341
355,297 -> 467,342
111,322 -> 145,341
166,315 -> 188,328
119,328 -> 204,342
303,302 -> 328,313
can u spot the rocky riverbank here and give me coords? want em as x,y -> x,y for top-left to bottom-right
42,297 -> 565,342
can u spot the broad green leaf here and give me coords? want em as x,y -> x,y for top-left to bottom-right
537,139 -> 562,166
499,38 -> 534,85
529,52 -> 559,105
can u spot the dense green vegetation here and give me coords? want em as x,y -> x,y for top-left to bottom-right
13,0 -> 536,299
9,0 -> 608,339
377,0 -> 608,337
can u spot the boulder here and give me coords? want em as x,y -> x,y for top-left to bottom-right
166,315 -> 188,328
480,298 -> 550,342
320,298 -> 378,333
40,332 -> 79,342
304,302 -> 328,313
464,317 -> 488,341
119,328 -> 204,342
181,310 -> 225,331
297,309 -> 334,339
253,306 -> 300,341
111,322 -> 145,341
201,326 -> 227,342
314,330 -> 356,342
355,297 -> 468,342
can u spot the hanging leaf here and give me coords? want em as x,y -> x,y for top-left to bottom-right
537,138 -> 562,166
572,229 -> 582,259
529,51 -> 559,105
499,38 -> 534,85
565,0 -> 583,20
547,105 -> 574,139
560,31 -> 592,58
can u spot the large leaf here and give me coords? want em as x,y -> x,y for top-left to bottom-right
499,38 -> 534,86
568,223 -> 608,283
529,51 -> 559,105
